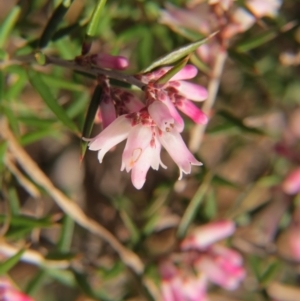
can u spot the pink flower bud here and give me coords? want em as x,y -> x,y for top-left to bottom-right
181,220 -> 236,251
91,53 -> 129,70
282,167 -> 300,195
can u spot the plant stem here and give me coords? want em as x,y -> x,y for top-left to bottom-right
14,54 -> 146,89
189,49 -> 227,152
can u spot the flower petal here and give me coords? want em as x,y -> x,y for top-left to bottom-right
121,125 -> 152,172
157,91 -> 185,132
148,100 -> 174,132
157,128 -> 202,180
175,97 -> 208,124
169,81 -> 208,101
88,115 -> 132,162
100,93 -> 116,128
181,220 -> 236,251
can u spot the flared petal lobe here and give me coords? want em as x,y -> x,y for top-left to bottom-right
121,125 -> 153,172
169,81 -> 208,101
175,97 -> 208,124
157,128 -> 202,179
88,115 -> 132,162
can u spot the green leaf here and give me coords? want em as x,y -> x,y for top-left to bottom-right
0,6 -> 21,48
228,49 -> 258,74
0,248 -> 25,275
27,69 -> 79,134
155,56 -> 189,85
203,189 -> 217,219
120,210 -> 140,245
80,85 -> 103,159
57,215 -> 74,252
8,187 -> 20,215
235,30 -> 277,53
217,110 -> 265,135
52,23 -> 80,42
0,71 -> 4,102
141,32 -> 217,73
212,174 -> 239,188
73,270 -> 113,301
25,270 -> 47,295
20,129 -> 58,145
177,172 -> 212,238
259,261 -> 280,285
249,255 -> 261,280
0,215 -> 53,228
2,105 -> 20,136
86,0 -> 107,37
39,1 -> 74,48
40,73 -> 85,92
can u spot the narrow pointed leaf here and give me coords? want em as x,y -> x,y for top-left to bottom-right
155,56 -> 189,85
25,270 -> 47,295
141,32 -> 217,73
218,110 -> 265,135
39,1 -> 74,48
0,6 -> 21,48
236,30 -> 277,52
86,0 -> 107,37
228,49 -> 258,74
57,215 -> 74,252
73,270 -> 112,301
28,69 -> 79,134
81,85 -> 103,159
177,173 -> 212,238
0,248 -> 25,275
0,215 -> 53,228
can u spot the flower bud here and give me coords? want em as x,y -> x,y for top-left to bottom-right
181,220 -> 236,251
91,53 -> 129,70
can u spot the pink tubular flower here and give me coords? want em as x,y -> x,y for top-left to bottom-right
181,220 -> 236,250
158,220 -> 245,301
87,64 -> 206,189
0,277 -> 34,301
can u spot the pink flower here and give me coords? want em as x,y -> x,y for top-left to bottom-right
0,278 -> 34,301
158,221 -> 245,300
88,104 -> 202,189
87,65 -> 206,189
181,220 -> 236,250
159,261 -> 208,301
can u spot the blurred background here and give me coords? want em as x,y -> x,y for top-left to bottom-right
1,0 -> 300,300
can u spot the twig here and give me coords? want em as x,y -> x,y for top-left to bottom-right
14,54 -> 146,89
0,118 -> 144,275
189,49 -> 227,152
0,240 -> 70,269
